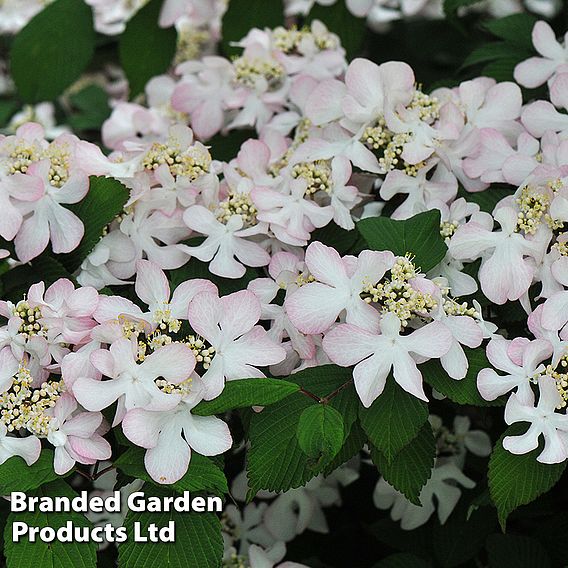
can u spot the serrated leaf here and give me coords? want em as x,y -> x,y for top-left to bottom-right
422,346 -> 504,407
306,0 -> 366,59
370,422 -> 435,505
357,210 -> 447,272
114,447 -> 228,495
0,450 -> 67,494
221,0 -> 284,57
4,480 -> 97,568
118,485 -> 223,568
192,377 -> 299,416
486,534 -> 551,568
322,420 -> 366,475
488,423 -> 566,529
10,0 -> 95,103
360,376 -> 428,463
119,0 -> 177,99
247,365 -> 357,494
297,404 -> 344,467
61,176 -> 129,272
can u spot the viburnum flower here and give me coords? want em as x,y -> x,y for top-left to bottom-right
323,312 -> 452,405
47,393 -> 111,475
503,375 -> 568,463
26,278 -> 99,346
73,338 -> 195,425
122,377 -> 232,484
285,242 -> 395,334
0,422 -> 41,466
477,337 -> 552,403
374,461 -> 475,530
133,258 -> 216,325
187,290 -> 286,400
178,203 -> 271,279
449,207 -> 545,304
253,177 -> 334,247
10,159 -> 89,262
514,21 -> 568,88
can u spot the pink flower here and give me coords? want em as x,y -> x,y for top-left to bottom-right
11,159 -> 88,262
27,278 -> 99,345
73,339 -> 195,425
122,377 -> 232,484
285,242 -> 395,334
449,207 -> 545,304
134,258 -> 216,323
187,290 -> 286,400
514,21 -> 568,88
503,375 -> 568,464
253,178 -> 334,246
322,312 -> 452,406
178,204 -> 270,279
477,337 -> 552,403
47,393 -> 111,475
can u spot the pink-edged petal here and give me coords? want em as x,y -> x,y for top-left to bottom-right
122,408 -> 165,449
135,259 -> 170,307
141,343 -> 196,384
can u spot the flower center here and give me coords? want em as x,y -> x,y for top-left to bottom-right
0,364 -> 64,437
216,191 -> 258,227
292,160 -> 332,195
14,301 -> 47,338
142,141 -> 211,180
233,56 -> 284,90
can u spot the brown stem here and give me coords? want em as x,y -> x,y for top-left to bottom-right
321,379 -> 353,404
299,387 -> 322,403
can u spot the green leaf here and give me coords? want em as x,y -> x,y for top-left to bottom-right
357,210 -> 447,272
192,377 -> 300,416
370,422 -> 435,505
0,254 -> 74,302
0,450 -> 67,494
374,553 -> 432,568
486,534 -> 551,568
221,0 -> 284,57
118,485 -> 223,568
119,0 -> 177,99
311,222 -> 360,255
422,346 -> 504,407
322,420 -> 366,475
4,480 -> 97,568
297,404 -> 344,467
488,423 -> 566,529
61,176 -> 129,272
247,365 -> 357,495
206,129 -> 256,162
359,376 -> 428,463
10,0 -> 95,103
457,184 -> 513,214
169,255 -> 258,296
114,447 -> 228,495
483,13 -> 537,50
306,0 -> 366,59
460,42 -> 525,70
482,57 -> 523,83
67,84 -> 111,131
